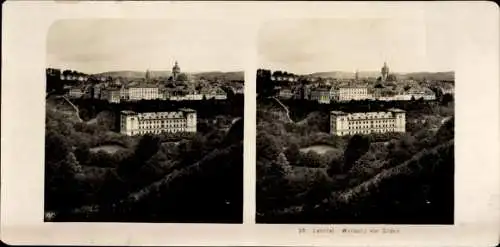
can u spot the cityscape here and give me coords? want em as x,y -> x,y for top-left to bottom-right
256,19 -> 455,224
3,2 -> 500,246
44,19 -> 245,223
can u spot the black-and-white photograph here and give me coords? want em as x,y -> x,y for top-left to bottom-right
256,19 -> 455,224
44,19 -> 245,223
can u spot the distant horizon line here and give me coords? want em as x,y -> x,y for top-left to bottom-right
46,67 -> 244,75
258,68 -> 455,75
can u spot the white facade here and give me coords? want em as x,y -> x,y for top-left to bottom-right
185,93 -> 204,100
202,87 -> 227,100
330,109 -> 406,136
68,88 -> 85,98
330,87 -> 369,101
120,109 -> 197,136
128,87 -> 160,101
278,88 -> 294,99
376,92 -> 436,101
169,93 -> 204,101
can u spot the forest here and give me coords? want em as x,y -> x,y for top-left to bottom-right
44,97 -> 244,223
256,96 -> 455,224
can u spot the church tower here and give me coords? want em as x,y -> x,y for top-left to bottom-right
355,69 -> 359,81
381,62 -> 389,81
172,61 -> 181,81
145,69 -> 151,81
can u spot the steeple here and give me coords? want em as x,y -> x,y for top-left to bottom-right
172,60 -> 181,81
355,69 -> 359,81
145,69 -> 151,81
381,61 -> 389,81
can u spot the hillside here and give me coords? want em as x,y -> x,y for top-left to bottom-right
310,71 -> 379,79
93,70 -> 172,78
402,71 -> 455,81
310,71 -> 454,81
93,70 -> 244,81
265,139 -> 454,224
45,102 -> 244,223
256,96 -> 455,224
118,141 -> 243,223
192,71 -> 244,81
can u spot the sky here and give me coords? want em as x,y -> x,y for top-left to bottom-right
47,19 -> 248,74
258,18 -> 458,74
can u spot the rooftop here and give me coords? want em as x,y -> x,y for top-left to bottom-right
330,111 -> 347,116
121,110 -> 136,115
331,109 -> 406,117
179,108 -> 196,113
387,108 -> 406,113
128,84 -> 159,89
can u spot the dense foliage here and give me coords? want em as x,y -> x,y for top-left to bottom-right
44,98 -> 243,223
256,96 -> 455,224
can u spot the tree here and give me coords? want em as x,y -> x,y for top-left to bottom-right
327,155 -> 344,176
441,94 -> 454,105
74,143 -> 91,165
88,150 -> 118,168
303,170 -> 332,208
135,134 -> 161,161
45,129 -> 71,163
343,135 -> 371,172
118,134 -> 160,176
285,143 -> 301,165
45,152 -> 84,214
272,71 -> 283,77
434,116 -> 454,144
276,152 -> 290,172
256,131 -> 281,162
297,151 -> 323,168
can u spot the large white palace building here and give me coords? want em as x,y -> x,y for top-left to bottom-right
330,108 -> 406,136
120,108 -> 197,136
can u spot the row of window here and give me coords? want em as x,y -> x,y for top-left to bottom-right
347,120 -> 396,124
131,129 -> 187,135
339,92 -> 367,94
137,119 -> 187,124
336,115 -> 404,120
138,124 -> 185,129
129,89 -> 159,92
338,128 -> 397,135
348,124 -> 396,129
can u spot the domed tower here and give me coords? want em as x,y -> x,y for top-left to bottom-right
172,61 -> 181,81
381,62 -> 389,81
